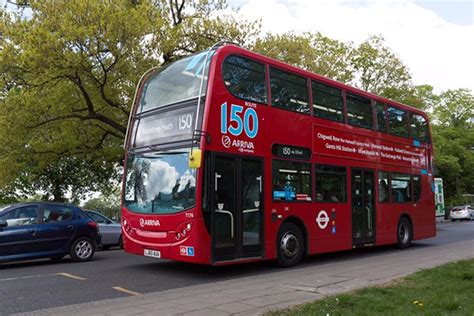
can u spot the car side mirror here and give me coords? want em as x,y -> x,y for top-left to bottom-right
0,219 -> 7,228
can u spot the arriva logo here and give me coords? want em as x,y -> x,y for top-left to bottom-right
139,218 -> 161,227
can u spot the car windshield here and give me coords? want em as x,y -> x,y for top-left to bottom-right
139,50 -> 215,113
123,150 -> 196,215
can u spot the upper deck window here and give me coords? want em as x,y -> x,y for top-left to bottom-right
222,55 -> 267,104
375,102 -> 387,132
410,113 -> 429,142
346,93 -> 373,129
270,67 -> 309,114
312,81 -> 344,122
388,107 -> 408,137
139,51 -> 213,113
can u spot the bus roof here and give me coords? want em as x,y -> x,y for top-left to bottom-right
215,44 -> 428,118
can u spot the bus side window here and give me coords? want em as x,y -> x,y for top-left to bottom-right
410,113 -> 429,142
378,171 -> 389,202
222,55 -> 267,104
413,175 -> 421,202
315,165 -> 347,202
312,81 -> 344,122
375,102 -> 387,132
388,107 -> 409,137
270,67 -> 309,114
346,93 -> 373,129
272,160 -> 312,202
390,173 -> 411,203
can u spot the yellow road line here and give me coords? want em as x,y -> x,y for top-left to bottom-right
0,274 -> 57,282
112,286 -> 141,296
57,272 -> 87,281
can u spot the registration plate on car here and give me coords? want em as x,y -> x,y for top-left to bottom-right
144,249 -> 161,258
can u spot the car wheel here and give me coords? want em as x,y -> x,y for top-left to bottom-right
276,222 -> 304,267
118,235 -> 123,249
397,217 -> 412,249
70,237 -> 96,262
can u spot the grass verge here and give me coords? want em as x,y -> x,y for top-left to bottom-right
267,259 -> 474,315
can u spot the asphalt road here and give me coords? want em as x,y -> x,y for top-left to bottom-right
1,221 -> 473,315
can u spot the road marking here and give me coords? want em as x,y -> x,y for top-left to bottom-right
57,272 -> 87,281
112,286 -> 141,296
0,274 -> 57,282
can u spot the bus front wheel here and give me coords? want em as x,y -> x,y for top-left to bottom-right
396,217 -> 412,249
277,222 -> 304,267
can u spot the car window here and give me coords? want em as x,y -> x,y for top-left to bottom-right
87,212 -> 108,224
0,205 -> 39,227
43,205 -> 73,223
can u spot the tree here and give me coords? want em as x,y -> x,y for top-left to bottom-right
382,84 -> 439,111
253,32 -> 354,83
431,89 -> 474,205
0,0 -> 260,200
434,89 -> 474,128
351,35 -> 412,95
83,188 -> 121,220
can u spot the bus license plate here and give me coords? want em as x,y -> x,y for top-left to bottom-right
144,249 -> 161,258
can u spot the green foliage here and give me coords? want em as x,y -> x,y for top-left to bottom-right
253,32 -> 353,83
382,84 -> 439,111
0,1 -> 472,207
351,35 -> 412,95
83,189 -> 121,220
0,0 -> 259,200
267,259 -> 474,316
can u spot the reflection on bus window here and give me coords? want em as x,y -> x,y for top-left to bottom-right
270,67 -> 309,114
124,150 -> 196,214
272,160 -> 311,201
222,55 -> 267,104
378,171 -> 389,202
346,93 -> 373,129
388,107 -> 408,137
375,102 -> 387,132
315,165 -> 346,202
139,50 -> 215,113
390,173 -> 411,202
410,113 -> 429,142
312,81 -> 344,122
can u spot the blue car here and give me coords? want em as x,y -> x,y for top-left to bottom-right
0,202 -> 101,263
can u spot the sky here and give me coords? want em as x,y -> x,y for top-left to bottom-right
228,0 -> 474,93
2,0 -> 473,93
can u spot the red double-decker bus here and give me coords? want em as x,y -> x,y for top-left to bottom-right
121,43 -> 435,266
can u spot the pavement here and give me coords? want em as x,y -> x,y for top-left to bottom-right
16,226 -> 474,316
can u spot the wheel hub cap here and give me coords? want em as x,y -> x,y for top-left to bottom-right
281,232 -> 299,258
75,240 -> 92,259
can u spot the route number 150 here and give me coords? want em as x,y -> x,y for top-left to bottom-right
220,102 -> 259,138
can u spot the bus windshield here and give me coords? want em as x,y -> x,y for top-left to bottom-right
123,150 -> 196,215
139,51 -> 213,113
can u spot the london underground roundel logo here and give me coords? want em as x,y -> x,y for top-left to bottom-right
316,210 -> 330,229
222,135 -> 231,148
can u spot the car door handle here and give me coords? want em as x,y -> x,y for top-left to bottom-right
28,229 -> 37,236
66,225 -> 74,230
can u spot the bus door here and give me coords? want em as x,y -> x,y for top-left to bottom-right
351,169 -> 376,247
211,155 -> 263,262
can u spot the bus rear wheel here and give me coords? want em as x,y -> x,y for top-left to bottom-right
277,222 -> 304,267
397,217 -> 412,249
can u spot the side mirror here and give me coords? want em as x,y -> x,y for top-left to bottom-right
188,148 -> 202,169
0,219 -> 7,228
